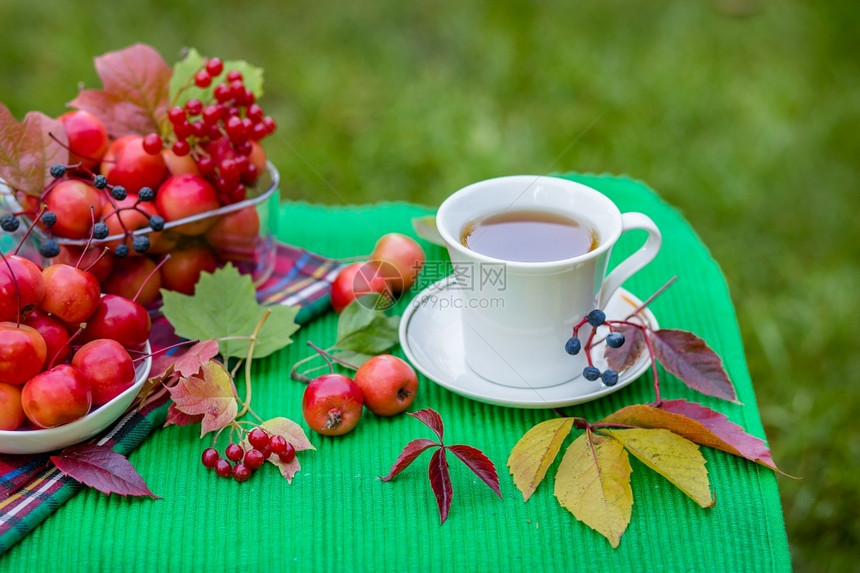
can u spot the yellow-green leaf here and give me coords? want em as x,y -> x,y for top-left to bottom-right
554,431 -> 632,548
508,417 -> 575,501
605,428 -> 715,508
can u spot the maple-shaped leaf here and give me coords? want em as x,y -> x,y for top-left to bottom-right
164,403 -> 204,428
170,48 -> 265,110
604,323 -> 647,373
428,448 -> 453,524
166,360 -> 238,436
171,339 -> 220,378
448,445 -> 502,499
408,409 -> 444,442
599,401 -> 784,473
650,329 -> 738,402
68,43 -> 172,137
161,264 -> 300,359
508,417 -> 575,501
605,428 -> 714,508
0,104 -> 68,196
381,438 -> 439,481
241,417 -> 315,484
50,444 -> 160,498
554,431 -> 632,548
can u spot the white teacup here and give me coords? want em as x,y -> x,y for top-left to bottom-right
436,175 -> 661,388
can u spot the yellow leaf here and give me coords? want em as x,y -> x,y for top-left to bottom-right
554,431 -> 632,548
605,428 -> 715,508
508,417 -> 575,501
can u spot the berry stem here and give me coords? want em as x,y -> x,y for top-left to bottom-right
308,341 -> 334,373
75,206 -> 98,268
134,254 -> 171,303
624,275 -> 678,321
12,204 -> 47,256
237,309 -> 272,418
82,247 -> 111,274
643,330 -> 662,406
132,338 -> 202,363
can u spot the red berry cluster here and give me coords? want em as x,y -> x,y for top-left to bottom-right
0,218 -> 153,431
151,59 -> 277,205
201,427 -> 296,483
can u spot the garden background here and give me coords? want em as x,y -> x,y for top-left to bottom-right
1,1 -> 857,569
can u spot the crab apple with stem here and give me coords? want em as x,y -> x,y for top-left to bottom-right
58,110 -> 109,169
79,294 -> 152,348
370,233 -> 426,293
160,246 -> 218,295
161,147 -> 200,176
104,256 -> 163,306
71,339 -> 135,406
155,174 -> 220,235
302,373 -> 364,436
329,261 -> 391,314
0,253 -> 46,322
354,354 -> 418,416
21,364 -> 91,428
22,309 -> 71,365
0,382 -> 26,430
0,322 -> 47,385
100,135 -> 168,193
42,179 -> 103,239
40,264 -> 101,324
204,206 -> 260,258
55,246 -> 114,284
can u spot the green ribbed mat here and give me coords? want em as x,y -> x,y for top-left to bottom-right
0,175 -> 791,572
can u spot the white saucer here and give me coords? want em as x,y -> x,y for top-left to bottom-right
399,278 -> 658,409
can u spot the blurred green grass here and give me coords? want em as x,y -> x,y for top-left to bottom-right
1,0 -> 857,569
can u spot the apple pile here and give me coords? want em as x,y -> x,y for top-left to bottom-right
0,239 -> 152,431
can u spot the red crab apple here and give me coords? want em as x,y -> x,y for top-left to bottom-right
0,322 -> 47,386
55,246 -> 114,284
71,339 -> 135,406
43,179 -> 103,239
155,174 -> 221,235
104,256 -> 162,306
58,110 -> 109,169
21,364 -> 91,428
160,246 -> 219,295
101,135 -> 168,193
0,382 -> 26,430
23,309 -> 71,365
0,255 -> 45,321
40,264 -> 101,324
370,233 -> 426,292
330,261 -> 392,314
79,294 -> 151,348
204,206 -> 260,258
354,354 -> 418,416
302,373 -> 364,436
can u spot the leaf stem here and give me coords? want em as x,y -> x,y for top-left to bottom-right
643,331 -> 662,406
237,309 -> 272,418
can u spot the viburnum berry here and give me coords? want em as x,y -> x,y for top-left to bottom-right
243,448 -> 266,470
583,365 -> 601,381
213,84 -> 231,103
225,442 -> 244,462
110,185 -> 127,201
248,427 -> 270,450
606,332 -> 625,348
564,337 -> 581,355
93,174 -> 108,189
148,215 -> 165,231
138,187 -> 155,202
601,369 -> 619,386
114,244 -> 129,258
587,309 -> 606,327
232,463 -> 252,482
142,133 -> 163,155
206,57 -> 224,77
278,442 -> 296,464
269,435 -> 287,456
132,235 -> 150,254
50,164 -> 66,178
194,70 -> 212,88
185,98 -> 203,116
0,214 -> 19,232
92,222 -> 110,240
172,140 -> 191,157
214,459 -> 232,478
168,106 -> 186,125
226,70 -> 243,82
39,239 -> 60,258
41,211 -> 57,228
201,447 -> 219,468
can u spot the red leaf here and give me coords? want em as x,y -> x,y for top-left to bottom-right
164,403 -> 204,427
0,104 -> 68,196
408,409 -> 444,442
166,360 -> 238,436
605,323 -> 647,372
651,329 -> 738,402
68,43 -> 172,137
50,444 -> 160,498
448,444 -> 502,499
428,448 -> 453,524
380,438 -> 439,482
171,340 -> 220,378
658,399 -> 788,474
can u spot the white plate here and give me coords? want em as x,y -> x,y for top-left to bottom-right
0,341 -> 152,455
399,278 -> 658,409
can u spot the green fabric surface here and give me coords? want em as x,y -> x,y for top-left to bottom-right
0,175 -> 791,572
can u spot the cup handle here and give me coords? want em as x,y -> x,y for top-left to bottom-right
598,212 -> 662,308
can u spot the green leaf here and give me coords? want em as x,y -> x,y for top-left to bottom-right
332,299 -> 400,355
169,48 -> 265,109
160,264 -> 300,358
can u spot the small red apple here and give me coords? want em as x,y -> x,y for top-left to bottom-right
0,322 -> 47,386
21,365 -> 92,428
44,179 -> 104,239
302,373 -> 364,436
370,233 -> 426,292
0,382 -> 26,430
160,246 -> 219,295
155,174 -> 221,235
58,110 -> 109,169
101,135 -> 169,193
71,339 -> 135,406
354,355 -> 418,416
330,261 -> 394,314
